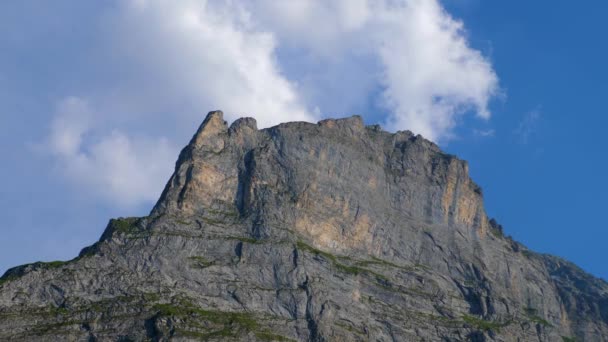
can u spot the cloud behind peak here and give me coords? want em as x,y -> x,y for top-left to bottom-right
41,0 -> 499,207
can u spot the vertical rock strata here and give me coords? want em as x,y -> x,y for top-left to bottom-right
0,111 -> 606,341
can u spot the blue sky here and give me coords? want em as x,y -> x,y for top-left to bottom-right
1,0 -> 606,281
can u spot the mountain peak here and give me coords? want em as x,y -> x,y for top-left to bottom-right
191,110 -> 228,151
1,112 -> 606,341
154,111 -> 487,246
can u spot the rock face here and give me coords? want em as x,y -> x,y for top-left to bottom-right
1,111 -> 607,341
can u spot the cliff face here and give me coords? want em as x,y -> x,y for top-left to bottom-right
0,111 -> 606,341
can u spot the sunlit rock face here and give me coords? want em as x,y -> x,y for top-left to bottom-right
155,111 -> 487,250
1,111 -> 606,341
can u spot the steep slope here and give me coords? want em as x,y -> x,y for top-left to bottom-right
0,111 -> 606,341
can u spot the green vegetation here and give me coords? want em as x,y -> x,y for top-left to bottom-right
40,261 -> 68,269
154,303 -> 257,330
206,208 -> 239,219
561,336 -> 577,342
296,241 -> 340,263
521,250 -> 534,259
0,260 -> 70,287
226,236 -> 261,244
76,244 -> 99,259
110,217 -> 148,239
196,208 -> 240,226
489,227 -> 503,238
33,320 -> 82,336
335,322 -> 367,336
0,292 -> 165,335
0,274 -> 18,287
49,305 -> 70,315
142,292 -> 161,302
335,263 -> 388,282
198,217 -> 226,226
527,315 -> 552,327
523,307 -> 552,327
296,241 -> 389,282
47,305 -> 69,316
176,328 -> 294,341
355,256 -> 412,271
421,313 -> 461,326
415,263 -> 431,271
153,297 -> 293,341
530,316 -> 552,326
462,314 -> 512,332
112,217 -> 140,233
188,256 -> 214,268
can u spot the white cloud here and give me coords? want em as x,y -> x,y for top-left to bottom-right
247,0 -> 499,141
48,97 -> 176,207
103,0 -> 316,128
49,97 -> 93,157
374,1 -> 499,141
42,0 -> 499,208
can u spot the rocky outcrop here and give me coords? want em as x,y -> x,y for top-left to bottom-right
1,111 -> 606,341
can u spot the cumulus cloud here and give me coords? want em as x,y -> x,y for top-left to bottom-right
48,97 -> 176,207
98,0 -> 498,138
248,0 -> 499,141
42,0 -> 499,208
103,0 -> 316,128
373,1 -> 499,141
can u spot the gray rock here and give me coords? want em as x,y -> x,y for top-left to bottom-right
1,110 -> 606,341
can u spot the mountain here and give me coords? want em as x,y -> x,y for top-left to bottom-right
1,111 -> 607,341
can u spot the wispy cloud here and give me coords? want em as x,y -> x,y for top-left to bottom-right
474,128 -> 496,137
515,108 -> 541,144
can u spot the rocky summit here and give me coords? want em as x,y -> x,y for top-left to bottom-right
1,111 -> 607,341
